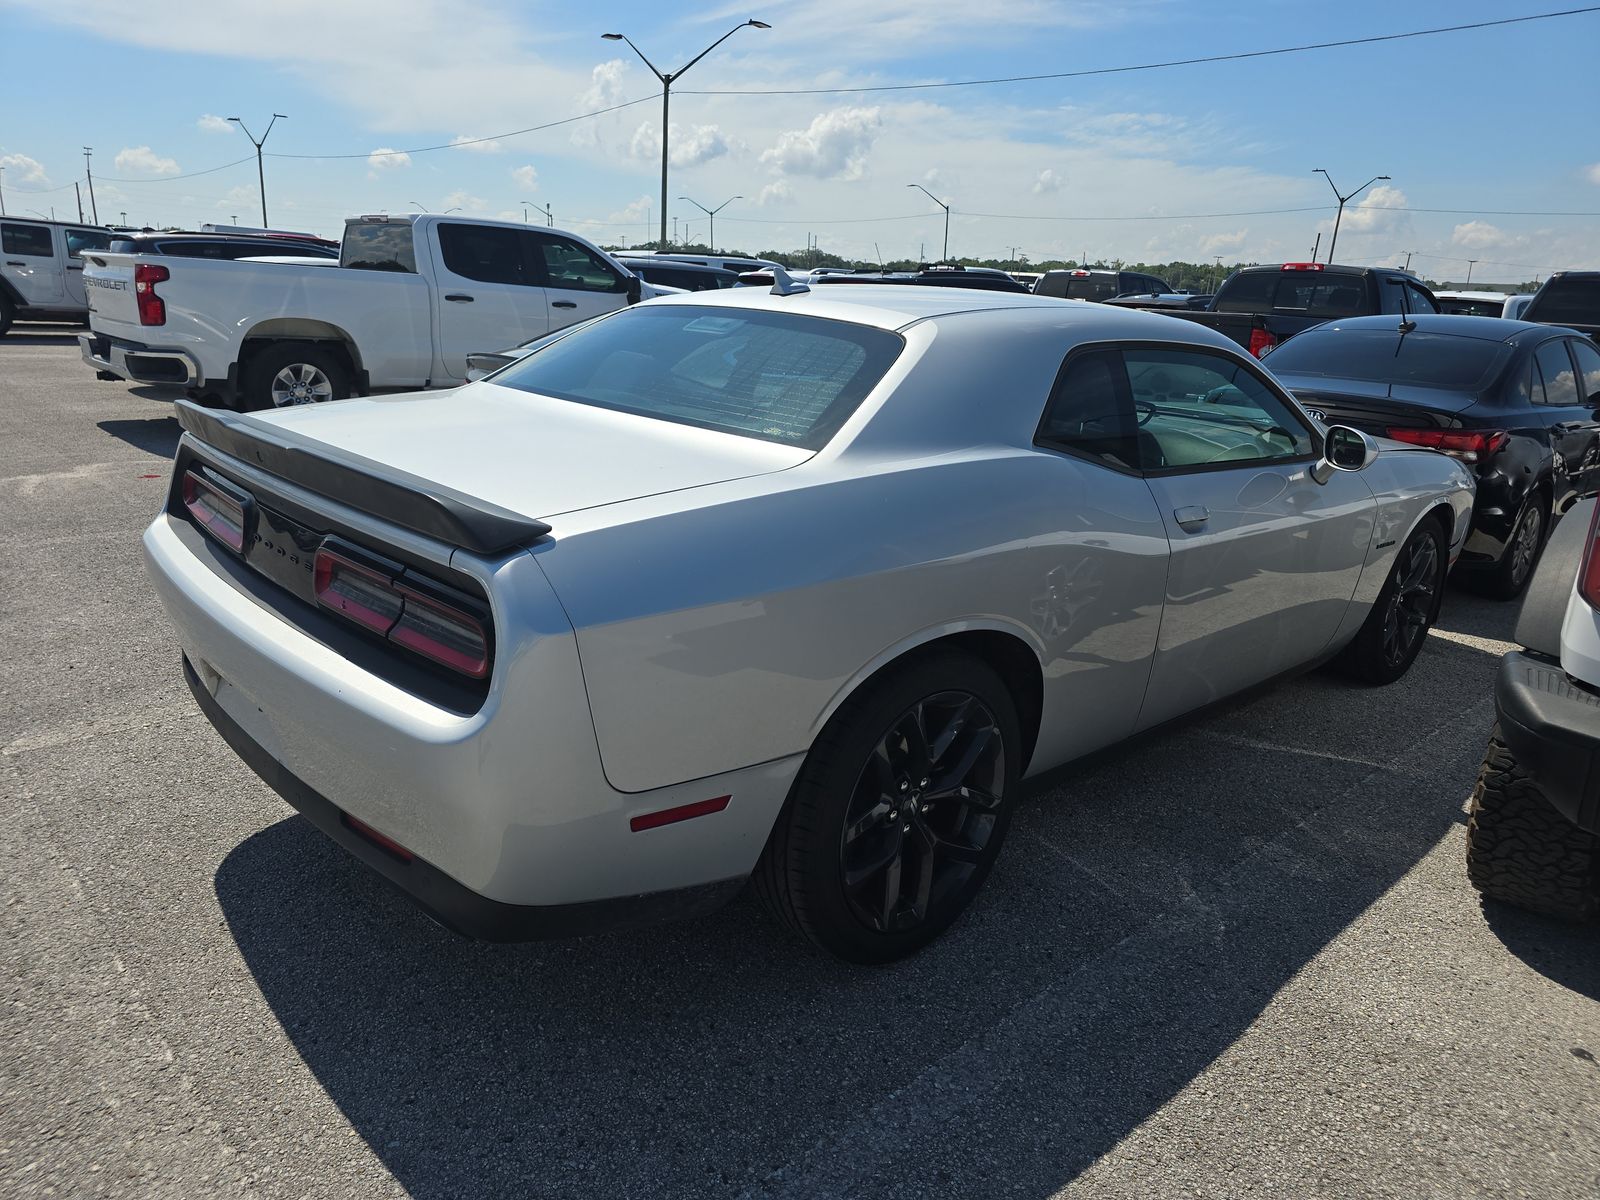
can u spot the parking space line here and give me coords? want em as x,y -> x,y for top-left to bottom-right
1204,733 -> 1428,777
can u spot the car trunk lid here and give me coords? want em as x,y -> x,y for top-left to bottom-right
1276,373 -> 1481,437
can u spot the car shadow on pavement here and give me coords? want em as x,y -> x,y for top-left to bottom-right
1480,902 -> 1600,1002
213,651 -> 1488,1199
96,417 -> 181,458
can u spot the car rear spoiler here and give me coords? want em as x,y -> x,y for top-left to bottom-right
173,399 -> 551,555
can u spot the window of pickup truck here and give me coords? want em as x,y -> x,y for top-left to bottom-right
1,223 -> 53,257
1215,270 -> 1368,318
341,222 -> 418,273
1526,276 -> 1600,328
437,223 -> 529,286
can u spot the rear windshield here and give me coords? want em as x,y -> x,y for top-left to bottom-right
492,305 -> 904,449
1265,328 -> 1513,391
1525,277 -> 1600,327
341,222 -> 417,272
1437,296 -> 1505,317
1217,270 -> 1368,317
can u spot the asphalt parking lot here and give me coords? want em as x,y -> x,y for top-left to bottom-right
3,326 -> 1598,1199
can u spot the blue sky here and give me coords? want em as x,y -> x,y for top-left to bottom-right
2,0 -> 1596,282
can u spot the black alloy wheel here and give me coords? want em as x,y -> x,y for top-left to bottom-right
838,691 -> 1006,934
1504,502 -> 1545,596
754,651 -> 1021,963
1380,530 -> 1441,670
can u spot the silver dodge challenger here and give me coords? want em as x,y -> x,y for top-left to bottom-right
147,278 -> 1475,962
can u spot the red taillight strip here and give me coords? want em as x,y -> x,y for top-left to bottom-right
134,262 -> 169,326
181,470 -> 246,552
1384,427 -> 1508,461
342,814 -> 414,863
312,546 -> 404,635
389,585 -> 490,678
1579,500 -> 1600,611
629,795 -> 732,833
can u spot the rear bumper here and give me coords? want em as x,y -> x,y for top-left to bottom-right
79,331 -> 201,387
1495,650 -> 1600,834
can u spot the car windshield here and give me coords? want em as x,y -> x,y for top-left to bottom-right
492,305 -> 905,449
1266,329 -> 1513,390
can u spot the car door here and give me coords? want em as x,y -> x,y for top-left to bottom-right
1125,345 -> 1374,730
525,231 -> 632,329
428,221 -> 549,381
1535,337 -> 1600,506
61,227 -> 111,308
1,221 -> 64,308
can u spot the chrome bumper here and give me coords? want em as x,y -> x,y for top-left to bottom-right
78,332 -> 201,387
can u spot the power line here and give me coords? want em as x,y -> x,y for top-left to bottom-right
679,7 -> 1600,96
7,155 -> 258,192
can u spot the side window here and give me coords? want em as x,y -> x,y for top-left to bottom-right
531,234 -> 626,293
1035,349 -> 1141,472
1534,340 -> 1581,407
1212,271 -> 1276,314
65,229 -> 110,259
2,222 -> 54,257
1125,348 -> 1315,470
1568,339 -> 1600,405
1406,284 -> 1440,314
436,223 -> 527,286
1378,279 -> 1408,315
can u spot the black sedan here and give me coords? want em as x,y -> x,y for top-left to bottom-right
1266,315 -> 1600,598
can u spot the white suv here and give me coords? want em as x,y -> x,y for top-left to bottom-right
0,218 -> 113,335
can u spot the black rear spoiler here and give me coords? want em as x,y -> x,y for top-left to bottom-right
174,399 -> 551,555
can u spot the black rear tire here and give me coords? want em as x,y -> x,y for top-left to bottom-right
1478,496 -> 1546,601
1338,518 -> 1447,685
1466,727 -> 1598,920
239,342 -> 351,412
754,650 -> 1021,964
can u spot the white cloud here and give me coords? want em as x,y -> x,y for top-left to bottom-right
442,189 -> 486,212
758,180 -> 794,207
1033,169 -> 1060,195
215,184 -> 257,212
0,153 -> 49,185
1198,228 -> 1249,256
114,145 -> 180,176
512,164 -> 538,192
760,107 -> 882,180
610,195 -> 654,224
628,123 -> 733,169
450,135 -> 501,153
197,114 -> 234,134
580,59 -> 628,110
1586,163 -> 1600,186
367,148 -> 411,171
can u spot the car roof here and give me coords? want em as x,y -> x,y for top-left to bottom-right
642,283 -> 1249,347
1293,314 -> 1569,343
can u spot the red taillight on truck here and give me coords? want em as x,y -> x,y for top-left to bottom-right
181,470 -> 247,552
311,543 -> 490,678
1247,327 -> 1278,358
1580,501 -> 1600,611
134,263 -> 169,326
1384,427 -> 1508,464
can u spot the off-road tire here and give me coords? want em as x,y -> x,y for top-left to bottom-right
239,342 -> 351,412
1466,727 -> 1599,920
753,650 -> 1021,964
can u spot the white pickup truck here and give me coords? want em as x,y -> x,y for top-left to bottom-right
79,214 -> 652,410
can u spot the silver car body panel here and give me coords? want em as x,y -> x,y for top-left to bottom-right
145,286 -> 1476,908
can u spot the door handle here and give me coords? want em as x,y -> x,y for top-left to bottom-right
444,293 -> 474,302
66,265 -> 83,271
1173,505 -> 1210,531
551,300 -> 577,309
5,260 -> 25,267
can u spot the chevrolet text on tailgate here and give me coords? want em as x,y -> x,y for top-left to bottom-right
146,283 -> 1476,963
78,213 -> 647,411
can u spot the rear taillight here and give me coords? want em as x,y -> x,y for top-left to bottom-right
134,263 -> 169,326
1384,427 -> 1508,464
1281,262 -> 1325,271
180,470 -> 247,552
312,543 -> 490,678
1247,327 -> 1278,358
1580,502 -> 1600,611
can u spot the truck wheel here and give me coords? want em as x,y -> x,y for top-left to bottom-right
753,650 -> 1020,963
1338,518 -> 1446,685
1482,497 -> 1546,601
241,343 -> 351,412
1466,727 -> 1598,920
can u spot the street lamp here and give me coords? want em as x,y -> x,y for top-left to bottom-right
1466,259 -> 1479,285
410,200 -> 430,212
228,113 -> 287,226
1313,168 -> 1388,266
679,195 -> 741,253
601,19 -> 770,249
523,199 -> 550,226
906,183 -> 950,261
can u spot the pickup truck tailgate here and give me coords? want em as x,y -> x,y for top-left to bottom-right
82,253 -> 144,338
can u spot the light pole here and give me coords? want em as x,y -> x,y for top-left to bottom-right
411,200 -> 430,212
679,195 -> 741,253
602,19 -> 770,250
228,113 -> 287,226
907,183 -> 950,261
83,148 -> 98,224
1403,250 -> 1415,272
524,199 -> 549,226
1466,259 -> 1478,285
1212,255 -> 1224,292
1313,168 -> 1388,266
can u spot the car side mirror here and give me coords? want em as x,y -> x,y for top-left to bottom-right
1311,424 -> 1378,484
625,273 -> 642,304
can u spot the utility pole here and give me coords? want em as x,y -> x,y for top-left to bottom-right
906,182 -> 950,261
1008,245 -> 1020,268
227,114 -> 287,227
679,195 -> 740,254
1466,259 -> 1478,285
0,166 -> 7,216
672,215 -> 679,245
1311,232 -> 1321,263
602,20 -> 770,251
75,182 -> 84,223
83,148 -> 98,223
1403,250 -> 1414,271
1212,255 -> 1224,292
543,203 -> 552,227
1313,168 -> 1389,265
120,211 -> 127,225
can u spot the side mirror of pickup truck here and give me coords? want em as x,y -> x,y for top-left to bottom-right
1311,425 -> 1378,484
625,273 -> 643,305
